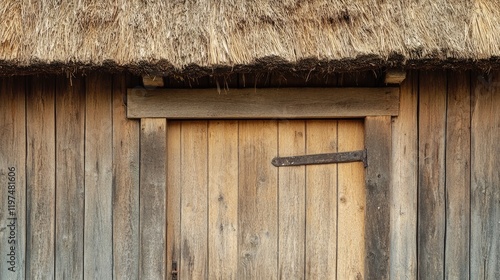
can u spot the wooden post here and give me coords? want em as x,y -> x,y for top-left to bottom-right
364,116 -> 392,279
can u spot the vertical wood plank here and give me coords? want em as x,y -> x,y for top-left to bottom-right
180,121 -> 208,279
338,120 -> 366,279
208,121 -> 239,279
167,121 -> 182,279
140,118 -> 167,279
238,120 -> 278,279
471,71 -> 500,279
55,76 -> 85,279
26,76 -> 55,279
113,75 -> 140,279
390,71 -> 418,279
305,120 -> 337,279
84,73 -> 113,279
445,71 -> 471,279
364,116 -> 391,279
278,120 -> 306,279
0,77 -> 26,280
418,70 -> 447,279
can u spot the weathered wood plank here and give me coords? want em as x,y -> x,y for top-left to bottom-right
139,118 -> 167,279
0,77 -> 26,280
445,71 -> 471,279
305,120 -> 337,279
338,120 -> 366,279
418,70 -> 447,279
180,121 -> 208,279
238,120 -> 278,279
55,76 -> 85,279
471,71 -> 500,279
278,120 -> 306,279
26,76 -> 56,279
167,121 -> 182,280
84,73 -> 113,279
127,87 -> 400,119
390,71 -> 418,279
364,116 -> 391,279
208,121 -> 239,279
113,75 -> 140,280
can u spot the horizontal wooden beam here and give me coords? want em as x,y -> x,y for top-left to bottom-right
127,87 -> 399,119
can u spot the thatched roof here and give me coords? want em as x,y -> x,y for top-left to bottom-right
1,0 -> 499,76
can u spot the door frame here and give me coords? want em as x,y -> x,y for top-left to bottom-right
129,87 -> 397,279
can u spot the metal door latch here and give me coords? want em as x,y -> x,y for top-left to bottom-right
272,149 -> 367,168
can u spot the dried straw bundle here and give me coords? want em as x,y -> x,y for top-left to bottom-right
0,0 -> 499,76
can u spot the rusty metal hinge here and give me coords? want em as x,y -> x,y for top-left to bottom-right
171,261 -> 178,280
272,149 -> 367,168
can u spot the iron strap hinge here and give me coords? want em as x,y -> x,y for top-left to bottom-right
271,149 -> 367,168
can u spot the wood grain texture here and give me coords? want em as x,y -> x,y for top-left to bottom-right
167,121 -> 182,280
208,121 -> 239,279
112,75 -> 140,280
26,76 -> 56,279
305,120 -> 337,279
418,70 -> 447,279
0,77 -> 26,280
445,71 -> 471,279
471,71 -> 500,279
338,120 -> 366,279
139,118 -> 167,279
55,76 -> 85,279
127,87 -> 400,119
390,71 -> 418,279
84,73 -> 113,280
278,121 -> 306,279
364,116 -> 391,279
238,120 -> 278,279
180,121 -> 209,279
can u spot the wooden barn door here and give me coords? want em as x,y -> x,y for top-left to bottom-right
166,119 -> 366,280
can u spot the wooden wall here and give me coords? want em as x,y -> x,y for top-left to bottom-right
0,70 -> 498,279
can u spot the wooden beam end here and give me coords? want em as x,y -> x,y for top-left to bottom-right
385,70 -> 407,84
142,76 -> 165,88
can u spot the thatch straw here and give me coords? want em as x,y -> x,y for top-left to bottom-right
0,0 -> 499,76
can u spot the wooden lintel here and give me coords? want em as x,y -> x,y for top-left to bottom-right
142,76 -> 164,88
127,87 -> 400,119
385,70 -> 407,84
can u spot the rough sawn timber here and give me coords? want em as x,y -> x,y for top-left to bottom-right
418,71 -> 447,279
55,76 -> 85,279
127,87 -> 399,119
471,72 -> 500,279
84,73 -> 113,280
139,118 -> 167,279
390,71 -> 418,279
26,77 -> 56,279
364,116 -> 391,279
0,77 -> 26,280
